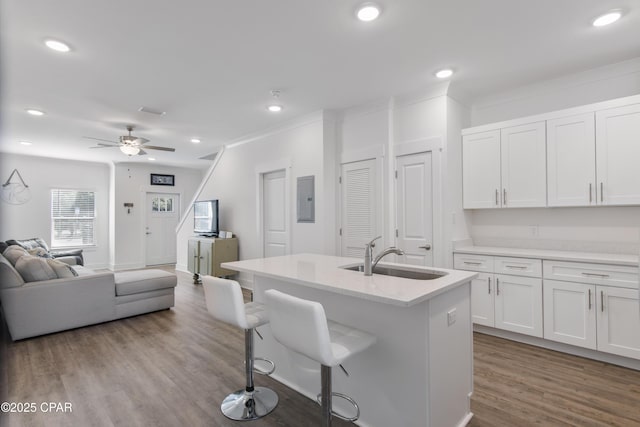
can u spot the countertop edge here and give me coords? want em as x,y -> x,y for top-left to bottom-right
453,246 -> 639,267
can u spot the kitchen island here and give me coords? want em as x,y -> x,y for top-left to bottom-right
223,254 -> 477,427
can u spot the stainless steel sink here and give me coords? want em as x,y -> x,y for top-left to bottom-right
341,264 -> 447,280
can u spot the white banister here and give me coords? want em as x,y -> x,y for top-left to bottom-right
176,146 -> 226,233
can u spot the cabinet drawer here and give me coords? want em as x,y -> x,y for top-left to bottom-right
454,254 -> 493,272
494,257 -> 542,278
543,260 -> 639,289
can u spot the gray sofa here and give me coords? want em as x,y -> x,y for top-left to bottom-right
0,245 -> 176,340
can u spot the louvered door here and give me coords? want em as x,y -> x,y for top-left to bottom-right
340,159 -> 377,258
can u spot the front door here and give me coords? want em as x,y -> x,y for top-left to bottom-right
262,169 -> 289,257
145,192 -> 179,266
395,152 -> 433,266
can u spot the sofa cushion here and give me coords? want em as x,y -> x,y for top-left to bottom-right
15,255 -> 57,282
46,258 -> 78,278
114,269 -> 177,296
3,245 -> 29,266
0,253 -> 24,289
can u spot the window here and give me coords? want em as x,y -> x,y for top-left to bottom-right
51,189 -> 96,247
151,196 -> 175,212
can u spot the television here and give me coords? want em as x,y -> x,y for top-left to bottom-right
193,199 -> 219,236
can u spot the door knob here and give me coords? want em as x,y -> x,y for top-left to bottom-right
146,232 -> 152,235
418,244 -> 431,250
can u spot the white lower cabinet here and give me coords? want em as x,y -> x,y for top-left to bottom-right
495,274 -> 543,337
596,286 -> 640,359
454,254 -> 543,338
543,280 -> 597,349
542,260 -> 640,360
470,273 -> 494,327
457,252 -> 640,362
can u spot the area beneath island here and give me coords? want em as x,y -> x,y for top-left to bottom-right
223,254 -> 477,427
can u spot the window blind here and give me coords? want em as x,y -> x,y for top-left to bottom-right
51,189 -> 96,247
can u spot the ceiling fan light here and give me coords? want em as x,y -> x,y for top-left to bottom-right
120,145 -> 140,156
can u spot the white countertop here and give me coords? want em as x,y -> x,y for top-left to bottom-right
222,253 -> 477,307
454,246 -> 639,267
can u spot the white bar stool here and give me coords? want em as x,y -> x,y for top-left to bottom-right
265,289 -> 376,427
202,277 -> 278,421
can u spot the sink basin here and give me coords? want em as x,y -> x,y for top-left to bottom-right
341,264 -> 447,280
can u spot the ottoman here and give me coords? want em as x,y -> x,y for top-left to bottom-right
113,269 -> 177,319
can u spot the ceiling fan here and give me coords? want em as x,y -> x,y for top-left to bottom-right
84,126 -> 176,156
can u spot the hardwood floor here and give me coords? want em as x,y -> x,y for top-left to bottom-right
1,269 -> 640,427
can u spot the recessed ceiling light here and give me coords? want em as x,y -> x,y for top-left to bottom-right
44,39 -> 71,52
592,11 -> 622,27
267,105 -> 283,113
26,109 -> 45,116
356,3 -> 381,22
148,157 -> 156,161
191,138 -> 201,143
435,69 -> 454,79
19,141 -> 32,146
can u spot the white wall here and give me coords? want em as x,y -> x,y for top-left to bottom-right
0,153 -> 110,268
176,114 -> 334,285
464,56 -> 640,255
112,162 -> 203,270
470,57 -> 640,126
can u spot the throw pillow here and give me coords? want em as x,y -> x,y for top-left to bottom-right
7,237 -> 50,252
28,247 -> 54,259
15,254 -> 57,282
3,245 -> 29,266
45,258 -> 78,278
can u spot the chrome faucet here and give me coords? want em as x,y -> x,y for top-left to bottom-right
364,236 -> 405,276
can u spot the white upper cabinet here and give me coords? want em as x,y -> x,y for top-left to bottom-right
500,122 -> 547,208
547,113 -> 596,207
463,94 -> 640,209
462,130 -> 501,209
596,103 -> 640,206
462,123 -> 546,209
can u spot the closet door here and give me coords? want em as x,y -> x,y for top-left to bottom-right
340,159 -> 377,258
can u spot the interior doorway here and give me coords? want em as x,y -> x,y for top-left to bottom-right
261,169 -> 289,257
395,151 -> 434,266
145,192 -> 180,266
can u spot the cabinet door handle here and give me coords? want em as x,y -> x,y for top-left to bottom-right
581,272 -> 610,278
496,278 -> 500,296
488,277 -> 491,294
495,189 -> 499,206
464,261 -> 482,266
600,182 -> 604,202
505,265 -> 527,270
418,244 -> 431,250
588,288 -> 592,310
589,183 -> 592,203
601,290 -> 604,312
503,189 -> 507,206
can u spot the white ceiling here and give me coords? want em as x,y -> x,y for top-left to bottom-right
2,0 -> 639,168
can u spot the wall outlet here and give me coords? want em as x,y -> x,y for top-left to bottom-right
529,225 -> 539,237
447,308 -> 457,326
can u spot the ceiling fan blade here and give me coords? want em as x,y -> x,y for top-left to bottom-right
145,145 -> 176,152
96,142 -> 119,147
83,136 -> 119,144
89,145 -> 117,149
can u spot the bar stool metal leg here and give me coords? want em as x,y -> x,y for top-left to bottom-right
220,329 -> 278,420
321,365 -> 332,427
